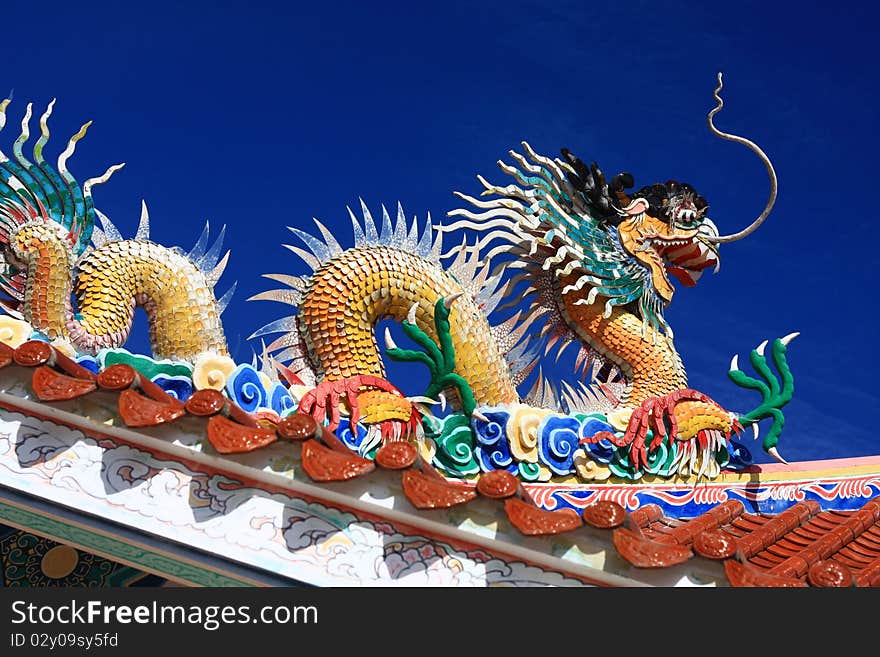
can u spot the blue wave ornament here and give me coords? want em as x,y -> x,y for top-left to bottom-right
538,415 -> 581,476
225,364 -> 267,412
472,408 -> 516,473
75,355 -> 100,375
151,374 -> 194,401
268,383 -> 295,416
333,420 -> 367,456
726,440 -> 753,470
578,416 -> 617,464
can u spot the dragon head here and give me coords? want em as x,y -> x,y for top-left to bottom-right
557,72 -> 776,313
447,72 -> 777,343
615,180 -> 719,303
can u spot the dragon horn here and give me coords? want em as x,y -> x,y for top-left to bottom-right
704,72 -> 778,244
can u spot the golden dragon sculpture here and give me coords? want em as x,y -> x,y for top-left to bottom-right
0,95 -> 232,363
252,73 -> 796,482
0,76 -> 795,486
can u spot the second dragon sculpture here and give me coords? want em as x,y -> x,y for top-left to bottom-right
0,96 -> 232,363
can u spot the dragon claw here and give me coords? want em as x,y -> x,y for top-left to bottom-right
619,388 -> 731,474
443,292 -> 464,309
768,446 -> 789,464
780,332 -> 799,346
406,303 -> 419,325
297,375 -> 405,432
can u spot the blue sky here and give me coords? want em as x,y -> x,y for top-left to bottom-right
2,1 -> 877,464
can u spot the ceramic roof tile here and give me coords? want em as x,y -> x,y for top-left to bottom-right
2,337 -> 880,587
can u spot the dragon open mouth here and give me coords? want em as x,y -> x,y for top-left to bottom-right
652,237 -> 719,288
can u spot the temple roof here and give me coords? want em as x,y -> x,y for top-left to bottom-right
1,338 -> 878,587
582,497 -> 880,587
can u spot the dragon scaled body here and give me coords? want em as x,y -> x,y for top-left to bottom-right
0,98 -> 231,362
252,206 -> 524,429
256,75 -> 793,479
256,160 -> 732,474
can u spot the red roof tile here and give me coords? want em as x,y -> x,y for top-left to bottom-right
4,337 -> 880,586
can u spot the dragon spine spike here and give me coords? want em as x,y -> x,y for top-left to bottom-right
524,367 -> 544,406
505,338 -> 539,368
393,202 -> 408,246
196,224 -> 227,272
95,209 -> 124,243
730,353 -> 739,372
406,302 -> 418,324
248,314 -> 298,339
135,200 -> 150,240
265,331 -> 300,352
756,339 -> 769,356
311,218 -> 343,257
509,354 -> 538,387
187,221 -> 211,262
416,212 -> 434,258
358,198 -> 379,244
444,235 -> 470,271
554,334 -> 575,363
458,247 -> 483,283
261,272 -> 308,290
347,205 -> 367,247
468,259 -> 491,292
272,345 -> 307,364
216,282 -> 236,315
282,243 -> 320,270
247,287 -> 302,306
288,224 -> 335,262
257,339 -> 272,377
206,250 -> 230,287
476,276 -> 508,316
428,214 -> 444,261
405,212 -> 420,249
379,204 -> 394,243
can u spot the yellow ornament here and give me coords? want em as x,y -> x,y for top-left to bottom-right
50,338 -> 77,358
0,316 -> 33,348
192,352 -> 236,391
